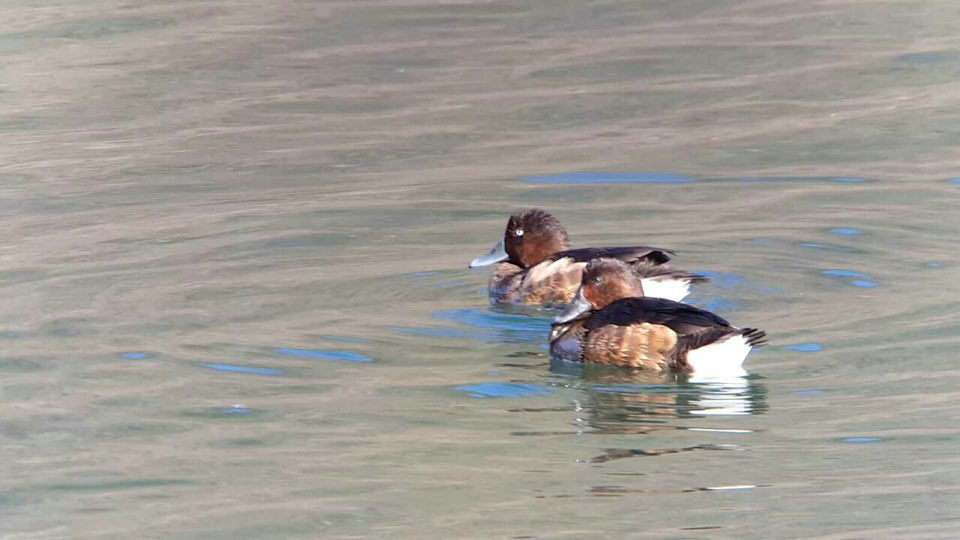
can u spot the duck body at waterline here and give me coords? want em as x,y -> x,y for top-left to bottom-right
549,258 -> 767,377
469,209 -> 706,306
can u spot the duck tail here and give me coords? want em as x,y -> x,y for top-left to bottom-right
739,328 -> 768,348
631,261 -> 709,283
631,261 -> 708,302
681,327 -> 764,376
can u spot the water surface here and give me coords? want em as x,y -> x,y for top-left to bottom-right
1,1 -> 959,538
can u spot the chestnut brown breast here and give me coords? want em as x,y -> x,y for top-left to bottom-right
491,257 -> 585,305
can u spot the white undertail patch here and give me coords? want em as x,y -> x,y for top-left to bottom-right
686,333 -> 752,378
639,277 -> 692,302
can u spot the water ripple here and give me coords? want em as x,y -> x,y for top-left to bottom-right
830,228 -> 863,236
821,269 -> 878,288
842,437 -> 882,443
523,171 -> 696,184
690,271 -> 747,289
273,348 -> 373,363
455,382 -> 553,398
799,242 -> 861,253
201,364 -> 282,376
784,343 -> 823,352
390,309 -> 550,344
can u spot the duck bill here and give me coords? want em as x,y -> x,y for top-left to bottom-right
469,239 -> 508,268
554,287 -> 594,324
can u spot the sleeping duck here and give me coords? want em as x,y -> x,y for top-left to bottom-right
469,209 -> 705,306
550,258 -> 766,376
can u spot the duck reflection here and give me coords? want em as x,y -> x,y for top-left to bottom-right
550,359 -> 768,436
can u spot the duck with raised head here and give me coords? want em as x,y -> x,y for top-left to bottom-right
469,209 -> 705,306
549,258 -> 766,376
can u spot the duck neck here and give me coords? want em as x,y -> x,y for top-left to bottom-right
590,280 -> 645,309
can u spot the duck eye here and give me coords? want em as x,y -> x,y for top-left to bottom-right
515,228 -> 524,237
591,277 -> 602,284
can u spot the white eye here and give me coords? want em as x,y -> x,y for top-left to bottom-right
515,228 -> 524,237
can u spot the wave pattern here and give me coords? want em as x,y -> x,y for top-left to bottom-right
0,0 -> 958,538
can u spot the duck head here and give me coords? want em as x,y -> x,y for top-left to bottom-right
469,209 -> 570,269
554,258 -> 645,323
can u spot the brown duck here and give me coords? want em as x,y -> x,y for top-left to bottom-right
550,258 -> 767,375
469,209 -> 705,306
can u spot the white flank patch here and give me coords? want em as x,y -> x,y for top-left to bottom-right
686,334 -> 752,377
639,277 -> 691,302
524,258 -> 581,286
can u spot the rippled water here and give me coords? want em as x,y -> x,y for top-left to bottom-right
2,1 -> 960,538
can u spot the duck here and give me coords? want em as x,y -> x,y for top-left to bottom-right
468,209 -> 705,306
549,258 -> 766,376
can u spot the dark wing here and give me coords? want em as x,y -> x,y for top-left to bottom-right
632,261 -> 708,284
585,297 -> 733,335
674,327 -> 739,355
551,246 -> 673,266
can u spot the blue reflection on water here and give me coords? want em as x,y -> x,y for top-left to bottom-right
523,172 -> 696,184
898,52 -> 952,63
822,270 -> 879,288
842,437 -> 882,443
274,348 -> 372,363
455,382 -> 552,398
223,405 -> 254,416
121,352 -> 148,360
800,242 -> 859,253
831,177 -> 867,183
592,384 -> 675,394
822,270 -> 867,278
784,344 -> 823,352
390,309 -> 551,344
433,309 -> 550,334
692,271 -> 747,289
202,364 -> 282,376
830,228 -> 863,236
